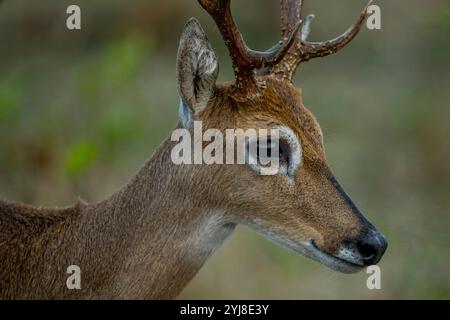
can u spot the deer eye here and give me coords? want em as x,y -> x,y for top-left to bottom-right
255,138 -> 290,168
245,127 -> 301,177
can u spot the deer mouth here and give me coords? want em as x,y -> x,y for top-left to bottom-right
244,221 -> 368,273
305,240 -> 365,273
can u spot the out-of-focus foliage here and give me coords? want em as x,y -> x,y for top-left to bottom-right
0,0 -> 449,299
0,75 -> 22,121
65,140 -> 97,177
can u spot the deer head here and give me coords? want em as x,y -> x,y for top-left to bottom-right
176,0 -> 387,273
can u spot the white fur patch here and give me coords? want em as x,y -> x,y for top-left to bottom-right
278,126 -> 302,178
189,213 -> 235,263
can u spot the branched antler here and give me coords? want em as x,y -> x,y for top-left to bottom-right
272,0 -> 374,82
197,0 -> 373,94
198,0 -> 301,97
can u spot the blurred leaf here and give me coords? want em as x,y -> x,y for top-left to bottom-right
0,76 -> 23,121
65,141 -> 97,177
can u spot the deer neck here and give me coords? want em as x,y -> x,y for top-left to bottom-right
73,136 -> 235,299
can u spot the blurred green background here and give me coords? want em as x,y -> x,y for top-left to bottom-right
0,0 -> 449,299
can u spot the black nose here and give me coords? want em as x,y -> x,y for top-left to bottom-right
356,232 -> 388,266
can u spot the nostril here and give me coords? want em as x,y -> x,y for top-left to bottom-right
356,233 -> 388,266
357,241 -> 374,260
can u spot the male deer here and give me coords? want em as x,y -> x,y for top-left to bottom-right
0,0 -> 386,299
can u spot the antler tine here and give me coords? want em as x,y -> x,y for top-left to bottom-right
280,0 -> 304,39
198,0 -> 301,96
300,1 -> 373,61
273,0 -> 374,82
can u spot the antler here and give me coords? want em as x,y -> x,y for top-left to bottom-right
272,0 -> 374,82
198,0 -> 301,97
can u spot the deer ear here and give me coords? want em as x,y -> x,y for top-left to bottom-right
177,18 -> 219,117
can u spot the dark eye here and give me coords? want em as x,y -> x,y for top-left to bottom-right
256,138 -> 290,166
279,139 -> 290,165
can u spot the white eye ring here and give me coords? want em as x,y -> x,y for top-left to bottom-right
278,126 -> 302,177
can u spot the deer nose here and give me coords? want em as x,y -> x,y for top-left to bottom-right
356,232 -> 387,266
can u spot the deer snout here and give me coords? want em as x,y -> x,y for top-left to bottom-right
354,230 -> 388,266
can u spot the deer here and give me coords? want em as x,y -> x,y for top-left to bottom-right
0,0 -> 387,299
